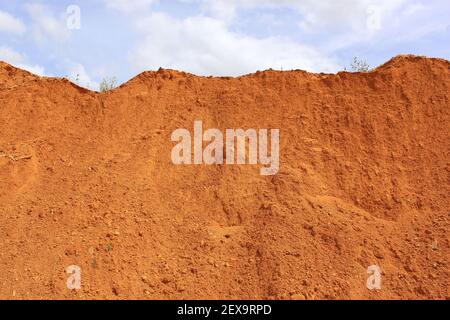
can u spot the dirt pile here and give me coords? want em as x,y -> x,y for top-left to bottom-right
0,55 -> 448,299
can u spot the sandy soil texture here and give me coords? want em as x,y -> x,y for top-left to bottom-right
0,55 -> 448,299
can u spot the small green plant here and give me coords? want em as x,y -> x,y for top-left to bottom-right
351,57 -> 370,72
99,76 -> 118,92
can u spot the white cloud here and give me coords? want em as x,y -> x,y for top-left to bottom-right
195,0 -> 450,56
66,62 -> 99,90
0,46 -> 25,64
0,46 -> 45,76
24,3 -> 71,43
103,0 -> 156,12
0,10 -> 26,35
131,13 -> 340,76
195,0 -> 409,32
17,63 -> 45,76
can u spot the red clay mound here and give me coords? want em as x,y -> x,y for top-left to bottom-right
0,55 -> 448,299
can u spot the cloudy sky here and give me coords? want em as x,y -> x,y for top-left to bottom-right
0,0 -> 448,89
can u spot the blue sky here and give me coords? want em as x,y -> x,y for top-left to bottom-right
0,0 -> 449,90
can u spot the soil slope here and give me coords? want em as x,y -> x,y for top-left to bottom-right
0,55 -> 448,299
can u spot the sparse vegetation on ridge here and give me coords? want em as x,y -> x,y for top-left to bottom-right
99,76 -> 118,92
351,56 -> 370,72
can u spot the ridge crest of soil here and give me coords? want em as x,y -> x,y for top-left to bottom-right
1,55 -> 449,93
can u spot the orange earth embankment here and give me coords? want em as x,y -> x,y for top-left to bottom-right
0,55 -> 448,299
